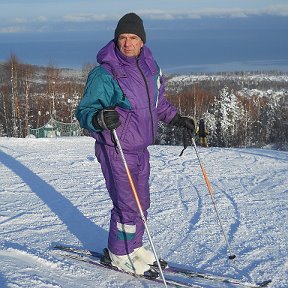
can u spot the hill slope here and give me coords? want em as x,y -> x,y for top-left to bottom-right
0,137 -> 287,287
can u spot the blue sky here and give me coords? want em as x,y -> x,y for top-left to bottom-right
1,0 -> 288,34
1,1 -> 288,72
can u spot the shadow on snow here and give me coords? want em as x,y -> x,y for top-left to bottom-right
0,150 -> 107,250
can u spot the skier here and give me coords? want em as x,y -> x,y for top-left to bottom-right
197,118 -> 208,147
76,12 -> 195,277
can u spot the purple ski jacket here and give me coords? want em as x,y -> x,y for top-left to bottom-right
76,40 -> 177,151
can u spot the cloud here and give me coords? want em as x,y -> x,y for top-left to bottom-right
35,16 -> 48,22
0,26 -> 28,33
62,13 -> 113,23
0,16 -> 50,33
57,9 -> 251,24
8,16 -> 48,25
47,5 -> 288,25
13,18 -> 29,24
1,4 -> 288,34
262,5 -> 288,16
138,5 -> 288,19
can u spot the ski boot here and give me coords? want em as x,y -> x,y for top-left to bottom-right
100,248 -> 159,279
134,246 -> 168,269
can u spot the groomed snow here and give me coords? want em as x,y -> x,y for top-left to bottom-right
0,137 -> 287,287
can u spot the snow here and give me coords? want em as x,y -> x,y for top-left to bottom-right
168,73 -> 288,85
0,136 -> 287,288
166,73 -> 288,98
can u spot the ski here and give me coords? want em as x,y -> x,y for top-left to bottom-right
162,265 -> 271,288
53,245 -> 202,288
53,245 -> 272,288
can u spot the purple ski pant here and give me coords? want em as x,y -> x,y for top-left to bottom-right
95,143 -> 150,255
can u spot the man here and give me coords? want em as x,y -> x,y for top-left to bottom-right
76,12 -> 195,277
197,118 -> 208,147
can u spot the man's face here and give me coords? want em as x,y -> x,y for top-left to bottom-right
117,33 -> 143,57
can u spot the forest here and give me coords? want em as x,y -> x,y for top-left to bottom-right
1,54 -> 287,150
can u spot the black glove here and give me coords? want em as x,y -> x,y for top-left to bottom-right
92,107 -> 121,131
170,114 -> 195,133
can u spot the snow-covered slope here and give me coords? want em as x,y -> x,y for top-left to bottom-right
0,137 -> 287,287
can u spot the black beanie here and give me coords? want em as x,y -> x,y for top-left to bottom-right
114,13 -> 146,43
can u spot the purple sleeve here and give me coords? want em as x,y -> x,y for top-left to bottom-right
157,74 -> 178,123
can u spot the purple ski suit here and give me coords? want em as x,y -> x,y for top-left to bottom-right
76,40 -> 177,255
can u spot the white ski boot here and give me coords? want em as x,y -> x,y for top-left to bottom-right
134,246 -> 156,265
107,248 -> 158,278
134,246 -> 167,268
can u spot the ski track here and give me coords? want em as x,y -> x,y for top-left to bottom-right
0,137 -> 287,287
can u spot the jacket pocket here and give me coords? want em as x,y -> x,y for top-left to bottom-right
119,111 -> 132,142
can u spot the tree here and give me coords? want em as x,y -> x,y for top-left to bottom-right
210,86 -> 244,147
265,93 -> 284,145
0,54 -> 22,137
45,64 -> 60,121
20,63 -> 35,137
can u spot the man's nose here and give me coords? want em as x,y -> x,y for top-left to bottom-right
124,39 -> 131,46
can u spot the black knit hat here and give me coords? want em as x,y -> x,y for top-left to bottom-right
114,13 -> 146,43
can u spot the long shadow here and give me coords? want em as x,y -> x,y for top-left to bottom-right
0,150 -> 107,250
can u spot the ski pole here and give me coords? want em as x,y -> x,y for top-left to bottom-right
112,129 -> 168,287
191,138 -> 236,260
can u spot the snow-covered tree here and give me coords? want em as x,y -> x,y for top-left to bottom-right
212,86 -> 245,147
265,92 -> 284,145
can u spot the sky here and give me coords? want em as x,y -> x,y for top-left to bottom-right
1,1 -> 288,72
1,0 -> 288,34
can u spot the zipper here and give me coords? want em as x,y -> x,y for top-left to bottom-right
137,59 -> 155,144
